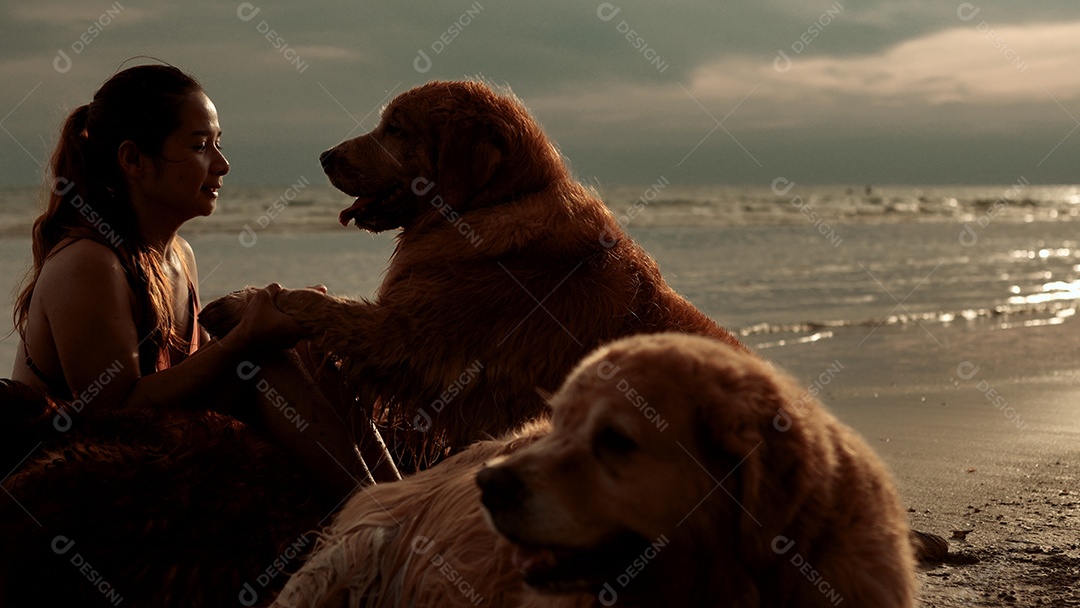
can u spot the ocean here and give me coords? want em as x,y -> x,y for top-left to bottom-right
3,182 -> 1080,402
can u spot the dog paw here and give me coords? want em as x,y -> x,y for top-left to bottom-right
201,287 -> 260,338
910,529 -> 950,563
271,287 -> 338,323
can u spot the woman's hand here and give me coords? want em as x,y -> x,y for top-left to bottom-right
230,283 -> 309,352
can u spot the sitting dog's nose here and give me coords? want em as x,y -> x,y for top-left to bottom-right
477,465 -> 526,512
319,149 -> 334,168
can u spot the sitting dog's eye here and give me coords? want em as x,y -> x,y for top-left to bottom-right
384,121 -> 403,135
594,426 -> 638,456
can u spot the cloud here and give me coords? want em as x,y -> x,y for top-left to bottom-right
526,20 -> 1080,146
10,2 -> 160,29
2,2 -> 1079,185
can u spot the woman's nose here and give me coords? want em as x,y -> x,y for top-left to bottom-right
214,148 -> 230,176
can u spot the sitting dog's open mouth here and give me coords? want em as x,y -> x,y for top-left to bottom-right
505,531 -> 653,593
337,184 -> 406,229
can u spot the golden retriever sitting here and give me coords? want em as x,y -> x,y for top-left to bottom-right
271,334 -> 917,607
204,80 -> 747,466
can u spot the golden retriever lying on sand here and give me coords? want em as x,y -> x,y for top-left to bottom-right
204,80 -> 747,467
271,334 -> 917,607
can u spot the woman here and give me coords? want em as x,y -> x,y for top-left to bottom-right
12,64 -> 292,401
10,64 -> 367,493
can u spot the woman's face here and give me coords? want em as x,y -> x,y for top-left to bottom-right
136,90 -> 229,224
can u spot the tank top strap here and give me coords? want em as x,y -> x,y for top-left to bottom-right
23,348 -> 74,402
188,277 -> 201,355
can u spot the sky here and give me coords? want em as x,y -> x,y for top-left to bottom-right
2,0 -> 1079,187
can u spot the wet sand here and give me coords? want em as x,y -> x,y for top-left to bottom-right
764,319 -> 1080,607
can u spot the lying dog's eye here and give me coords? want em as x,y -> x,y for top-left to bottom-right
383,121 -> 403,135
594,426 -> 638,457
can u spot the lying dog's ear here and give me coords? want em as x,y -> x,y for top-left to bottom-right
695,368 -> 822,570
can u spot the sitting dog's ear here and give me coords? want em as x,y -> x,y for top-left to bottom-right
433,113 -> 505,212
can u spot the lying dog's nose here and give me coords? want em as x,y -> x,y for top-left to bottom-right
319,149 -> 334,168
477,465 -> 526,512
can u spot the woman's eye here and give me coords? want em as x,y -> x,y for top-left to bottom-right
192,141 -> 222,153
594,426 -> 638,457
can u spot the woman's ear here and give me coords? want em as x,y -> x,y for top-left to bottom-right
117,140 -> 148,180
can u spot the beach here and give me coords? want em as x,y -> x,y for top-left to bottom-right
2,184 -> 1078,605
767,319 -> 1080,606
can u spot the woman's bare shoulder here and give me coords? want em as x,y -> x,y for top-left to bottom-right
45,238 -> 122,263
37,240 -> 130,303
175,235 -> 198,272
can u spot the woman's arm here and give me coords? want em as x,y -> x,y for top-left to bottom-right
40,240 -> 301,413
119,284 -> 303,411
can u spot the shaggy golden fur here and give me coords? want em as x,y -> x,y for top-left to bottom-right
272,334 -> 917,607
0,362 -> 336,607
270,423 -> 554,608
204,80 -> 747,467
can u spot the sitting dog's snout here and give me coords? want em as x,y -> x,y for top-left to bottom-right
319,148 -> 336,168
477,464 -> 526,513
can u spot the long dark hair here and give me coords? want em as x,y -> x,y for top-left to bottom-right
14,64 -> 204,370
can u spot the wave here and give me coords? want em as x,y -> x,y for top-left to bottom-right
739,300 -> 1078,338
600,183 -> 1080,228
3,183 -> 1080,235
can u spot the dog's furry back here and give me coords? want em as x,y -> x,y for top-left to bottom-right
271,421 -> 587,608
308,82 -> 748,463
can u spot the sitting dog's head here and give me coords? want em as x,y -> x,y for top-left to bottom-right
477,333 -> 821,597
320,80 -> 566,232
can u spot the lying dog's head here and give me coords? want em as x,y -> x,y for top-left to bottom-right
477,333 -> 823,597
321,80 -> 566,232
